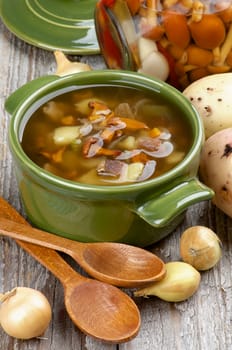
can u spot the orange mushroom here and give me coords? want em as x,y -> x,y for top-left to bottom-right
162,10 -> 190,49
189,14 -> 226,50
83,136 -> 121,158
186,45 -> 213,67
82,137 -> 103,158
139,0 -> 165,41
99,128 -> 116,143
88,101 -> 111,115
125,0 -> 140,15
189,67 -> 208,83
167,44 -> 185,60
40,147 -> 66,164
97,148 -> 122,157
88,101 -> 113,123
141,19 -> 165,41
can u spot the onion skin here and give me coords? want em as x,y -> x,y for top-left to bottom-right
134,261 -> 200,302
0,287 -> 52,339
180,226 -> 222,271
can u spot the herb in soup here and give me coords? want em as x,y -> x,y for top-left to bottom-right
21,86 -> 192,185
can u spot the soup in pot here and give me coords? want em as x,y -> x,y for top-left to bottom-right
21,85 -> 193,185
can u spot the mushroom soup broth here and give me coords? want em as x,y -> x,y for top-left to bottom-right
21,86 -> 192,185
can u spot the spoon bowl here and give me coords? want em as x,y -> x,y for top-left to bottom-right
0,197 -> 140,343
0,217 -> 166,287
65,277 -> 140,342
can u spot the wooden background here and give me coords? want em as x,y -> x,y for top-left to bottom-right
1,18 -> 232,350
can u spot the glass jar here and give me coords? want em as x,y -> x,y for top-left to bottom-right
94,0 -> 232,90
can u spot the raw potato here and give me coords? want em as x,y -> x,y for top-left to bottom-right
183,73 -> 232,139
53,126 -> 80,145
199,128 -> 232,217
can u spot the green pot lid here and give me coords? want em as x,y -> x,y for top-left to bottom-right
0,0 -> 100,54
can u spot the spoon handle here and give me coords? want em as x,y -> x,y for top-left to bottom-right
0,198 -> 142,343
0,198 -> 83,285
0,215 -> 84,256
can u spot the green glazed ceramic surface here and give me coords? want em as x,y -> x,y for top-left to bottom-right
6,70 -> 214,247
0,0 -> 99,54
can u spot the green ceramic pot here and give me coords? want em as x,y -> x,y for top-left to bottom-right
6,70 -> 213,247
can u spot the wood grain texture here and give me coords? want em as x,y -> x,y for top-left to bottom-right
1,18 -> 232,350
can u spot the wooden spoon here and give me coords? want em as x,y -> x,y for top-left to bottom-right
0,217 -> 165,288
0,197 -> 140,343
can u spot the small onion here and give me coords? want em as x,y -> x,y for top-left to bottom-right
180,226 -> 222,271
134,261 -> 200,302
0,287 -> 52,339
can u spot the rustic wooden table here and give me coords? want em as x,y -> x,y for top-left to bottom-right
1,18 -> 232,350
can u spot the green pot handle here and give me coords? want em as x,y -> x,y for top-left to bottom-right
5,75 -> 60,115
133,178 -> 214,228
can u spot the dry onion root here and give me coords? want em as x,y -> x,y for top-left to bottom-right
180,226 -> 222,271
0,287 -> 52,339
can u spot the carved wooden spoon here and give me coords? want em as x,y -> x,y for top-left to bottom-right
0,197 -> 140,343
0,216 -> 165,287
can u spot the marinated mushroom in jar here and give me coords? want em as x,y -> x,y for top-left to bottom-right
95,0 -> 232,89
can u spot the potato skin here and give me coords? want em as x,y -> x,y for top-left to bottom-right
183,73 -> 232,139
199,128 -> 232,217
